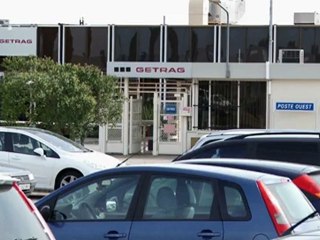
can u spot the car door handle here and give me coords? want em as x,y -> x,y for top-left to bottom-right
104,231 -> 127,239
197,229 -> 221,238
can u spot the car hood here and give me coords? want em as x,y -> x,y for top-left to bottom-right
64,150 -> 122,169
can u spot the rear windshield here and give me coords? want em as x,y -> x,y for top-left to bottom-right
266,180 -> 314,223
0,185 -> 51,239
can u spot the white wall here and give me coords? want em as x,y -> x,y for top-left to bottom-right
270,79 -> 320,130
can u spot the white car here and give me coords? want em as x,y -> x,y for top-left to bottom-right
0,164 -> 36,195
0,126 -> 121,191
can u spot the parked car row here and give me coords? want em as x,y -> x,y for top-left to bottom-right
35,163 -> 320,240
5,127 -> 320,239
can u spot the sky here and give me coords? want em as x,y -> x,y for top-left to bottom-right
1,0 -> 320,25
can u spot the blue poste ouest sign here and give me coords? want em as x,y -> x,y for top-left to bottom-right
275,102 -> 314,111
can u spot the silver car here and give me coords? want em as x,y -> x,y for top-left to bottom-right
0,164 -> 36,195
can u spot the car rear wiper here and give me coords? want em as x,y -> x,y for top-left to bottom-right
281,210 -> 318,237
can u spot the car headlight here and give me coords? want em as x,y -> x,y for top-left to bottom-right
28,173 -> 35,181
84,160 -> 110,170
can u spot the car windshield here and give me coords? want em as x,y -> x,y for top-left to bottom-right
0,184 -> 52,239
266,180 -> 315,223
24,129 -> 90,152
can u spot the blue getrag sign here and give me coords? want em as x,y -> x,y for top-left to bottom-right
165,104 -> 177,114
275,102 -> 314,111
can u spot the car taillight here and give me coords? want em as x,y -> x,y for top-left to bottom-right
257,180 -> 291,236
293,174 -> 320,198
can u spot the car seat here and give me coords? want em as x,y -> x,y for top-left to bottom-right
175,182 -> 196,219
153,186 -> 177,219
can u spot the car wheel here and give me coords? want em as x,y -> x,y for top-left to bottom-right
55,170 -> 83,190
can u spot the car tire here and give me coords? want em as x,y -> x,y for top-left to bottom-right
55,170 -> 83,190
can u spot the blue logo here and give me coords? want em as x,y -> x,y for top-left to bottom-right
276,102 -> 314,111
165,104 -> 177,114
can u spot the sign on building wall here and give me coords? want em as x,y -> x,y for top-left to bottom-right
165,104 -> 177,114
107,62 -> 192,79
275,102 -> 315,112
0,27 -> 37,56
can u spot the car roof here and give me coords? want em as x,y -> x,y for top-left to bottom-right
0,126 -> 49,133
175,158 -> 320,179
225,130 -> 320,140
35,163 -> 290,206
66,163 -> 287,186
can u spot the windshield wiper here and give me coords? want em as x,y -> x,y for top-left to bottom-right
116,155 -> 133,167
281,210 -> 318,237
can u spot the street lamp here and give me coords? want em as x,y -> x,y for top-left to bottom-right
209,0 -> 230,78
26,80 -> 34,124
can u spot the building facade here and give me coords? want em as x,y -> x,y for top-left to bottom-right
1,23 -> 320,155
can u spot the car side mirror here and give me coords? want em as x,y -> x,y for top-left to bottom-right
34,148 -> 45,156
40,205 -> 51,221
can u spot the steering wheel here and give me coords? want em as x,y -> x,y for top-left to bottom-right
79,202 -> 97,219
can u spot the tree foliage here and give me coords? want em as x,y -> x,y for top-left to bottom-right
0,56 -> 124,141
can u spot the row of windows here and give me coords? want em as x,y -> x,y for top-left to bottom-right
52,173 -> 249,221
2,25 -> 319,72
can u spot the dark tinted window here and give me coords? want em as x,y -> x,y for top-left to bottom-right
167,26 -> 214,62
0,184 -> 51,239
240,82 -> 266,128
143,175 -> 216,220
275,26 -> 300,62
220,26 -> 268,63
191,142 -> 248,159
167,26 -> 191,62
37,26 -> 59,62
64,26 -> 108,71
114,26 -> 161,62
276,26 -> 320,63
219,181 -> 250,220
255,140 -> 319,164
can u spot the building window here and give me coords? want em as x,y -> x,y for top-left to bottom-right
198,81 -> 266,130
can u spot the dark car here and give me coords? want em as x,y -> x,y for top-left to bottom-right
173,131 -> 320,166
36,163 -> 320,240
175,158 -> 320,212
0,175 -> 55,240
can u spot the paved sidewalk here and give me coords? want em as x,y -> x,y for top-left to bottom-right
110,153 -> 177,165
85,142 -> 178,165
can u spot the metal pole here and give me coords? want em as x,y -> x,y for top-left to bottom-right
211,1 -> 230,78
268,0 -> 273,63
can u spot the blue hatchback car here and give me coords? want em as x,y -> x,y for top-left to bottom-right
36,164 -> 320,240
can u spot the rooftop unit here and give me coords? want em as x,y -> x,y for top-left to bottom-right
294,12 -> 320,25
0,19 -> 9,25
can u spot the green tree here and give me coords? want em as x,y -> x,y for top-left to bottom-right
0,56 -> 124,142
